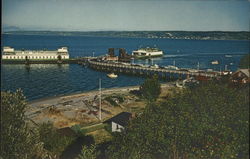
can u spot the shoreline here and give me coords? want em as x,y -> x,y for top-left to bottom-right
28,83 -> 174,106
26,83 -> 174,128
28,85 -> 141,105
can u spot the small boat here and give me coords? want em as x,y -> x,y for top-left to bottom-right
225,55 -> 232,58
211,60 -> 219,65
107,73 -> 118,78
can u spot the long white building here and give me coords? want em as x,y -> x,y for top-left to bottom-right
2,47 -> 69,60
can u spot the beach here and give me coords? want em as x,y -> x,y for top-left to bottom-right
26,83 -> 174,128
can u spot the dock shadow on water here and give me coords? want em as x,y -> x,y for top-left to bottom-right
25,65 -> 31,72
60,135 -> 94,159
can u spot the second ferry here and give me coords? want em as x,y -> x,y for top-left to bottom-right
132,47 -> 164,59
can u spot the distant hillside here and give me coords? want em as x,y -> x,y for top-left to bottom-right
3,31 -> 250,40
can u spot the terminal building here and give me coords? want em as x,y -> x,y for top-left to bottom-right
2,47 -> 69,60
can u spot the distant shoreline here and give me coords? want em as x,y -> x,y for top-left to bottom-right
3,31 -> 250,41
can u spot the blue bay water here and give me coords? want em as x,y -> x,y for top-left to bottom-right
1,34 -> 249,101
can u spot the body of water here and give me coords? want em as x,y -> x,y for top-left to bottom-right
1,34 -> 249,101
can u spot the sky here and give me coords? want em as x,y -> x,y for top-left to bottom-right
2,0 -> 250,31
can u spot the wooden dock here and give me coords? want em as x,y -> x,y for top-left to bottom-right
88,60 -> 220,79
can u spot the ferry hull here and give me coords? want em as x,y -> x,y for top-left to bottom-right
133,54 -> 163,59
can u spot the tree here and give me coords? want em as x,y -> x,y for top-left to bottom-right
77,144 -> 99,159
139,74 -> 161,103
38,122 -> 76,157
239,54 -> 249,69
108,82 -> 249,159
0,90 -> 45,159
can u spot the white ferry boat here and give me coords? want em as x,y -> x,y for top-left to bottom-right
132,47 -> 163,59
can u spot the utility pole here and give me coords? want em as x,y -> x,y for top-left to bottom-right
225,65 -> 228,71
197,62 -> 200,70
99,78 -> 102,121
93,52 -> 95,57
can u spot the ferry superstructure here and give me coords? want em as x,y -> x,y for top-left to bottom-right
132,47 -> 163,58
2,47 -> 69,60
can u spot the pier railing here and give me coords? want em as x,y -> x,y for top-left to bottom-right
88,60 -> 220,78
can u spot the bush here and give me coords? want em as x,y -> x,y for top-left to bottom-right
38,122 -> 76,157
77,144 -> 100,159
108,82 -> 249,159
104,95 -> 124,106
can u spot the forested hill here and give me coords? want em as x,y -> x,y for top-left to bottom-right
4,31 -> 250,40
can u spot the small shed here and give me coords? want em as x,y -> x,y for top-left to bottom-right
104,112 -> 132,132
230,69 -> 250,84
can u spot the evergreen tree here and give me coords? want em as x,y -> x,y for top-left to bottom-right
139,74 -> 161,103
0,90 -> 46,159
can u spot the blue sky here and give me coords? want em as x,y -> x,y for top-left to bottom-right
2,0 -> 250,31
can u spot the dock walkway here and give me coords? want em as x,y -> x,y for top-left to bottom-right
88,60 -> 220,79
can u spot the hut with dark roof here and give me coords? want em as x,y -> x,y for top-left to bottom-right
103,112 -> 132,132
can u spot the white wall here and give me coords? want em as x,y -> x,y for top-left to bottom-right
111,122 -> 124,132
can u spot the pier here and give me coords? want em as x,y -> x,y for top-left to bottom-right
88,60 -> 220,80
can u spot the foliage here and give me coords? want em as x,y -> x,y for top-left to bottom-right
76,144 -> 99,159
38,122 -> 76,157
104,95 -> 124,106
80,124 -> 107,134
71,124 -> 83,135
0,90 -> 46,159
239,54 -> 250,69
107,82 -> 249,159
139,74 -> 161,103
